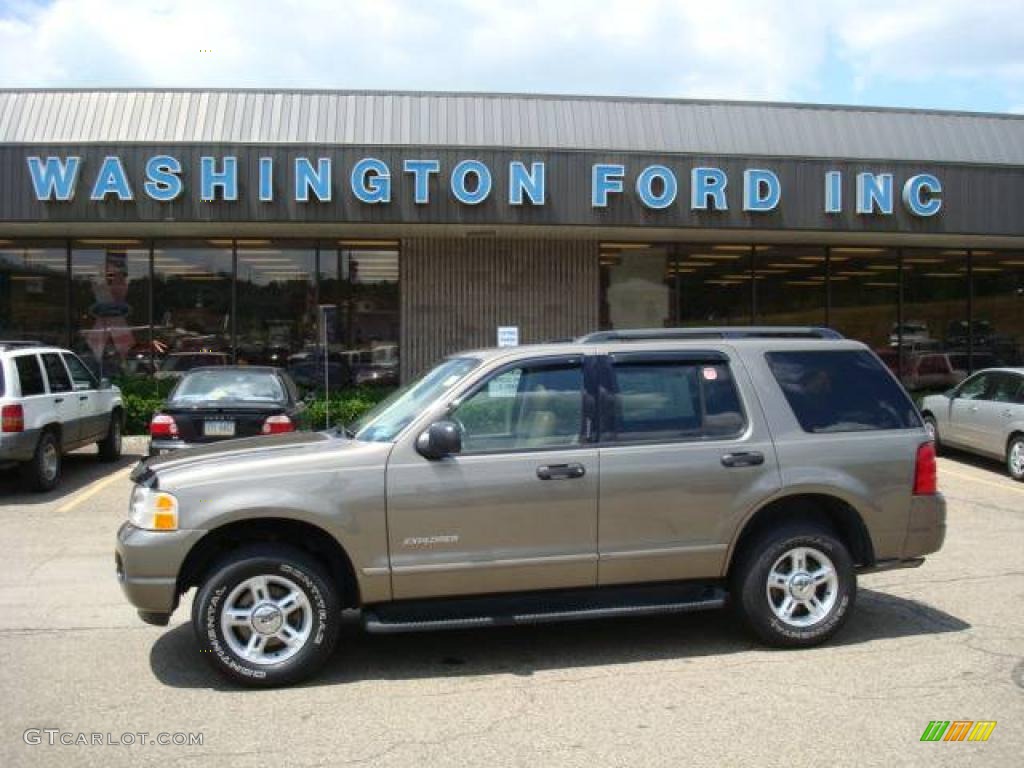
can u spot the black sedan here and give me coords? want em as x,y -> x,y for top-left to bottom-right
148,366 -> 310,456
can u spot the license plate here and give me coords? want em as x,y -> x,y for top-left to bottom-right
203,420 -> 235,437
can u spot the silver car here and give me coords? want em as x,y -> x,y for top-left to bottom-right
921,368 -> 1024,480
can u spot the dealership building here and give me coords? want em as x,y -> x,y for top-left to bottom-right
0,89 -> 1022,387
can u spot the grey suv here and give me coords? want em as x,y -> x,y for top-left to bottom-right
116,333 -> 946,686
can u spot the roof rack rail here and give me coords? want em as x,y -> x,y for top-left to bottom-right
0,339 -> 47,350
577,327 -> 844,342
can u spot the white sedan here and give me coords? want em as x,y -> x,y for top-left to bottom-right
920,367 -> 1024,481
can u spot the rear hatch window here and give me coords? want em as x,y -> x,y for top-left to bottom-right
766,350 -> 920,433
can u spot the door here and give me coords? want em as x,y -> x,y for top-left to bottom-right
386,356 -> 598,600
62,353 -> 107,442
949,372 -> 994,450
38,353 -> 79,447
12,354 -> 72,443
596,351 -> 781,584
974,372 -> 1020,457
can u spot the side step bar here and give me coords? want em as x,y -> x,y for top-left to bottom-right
363,583 -> 727,635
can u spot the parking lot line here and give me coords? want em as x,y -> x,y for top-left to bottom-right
55,466 -> 134,513
939,467 -> 1024,497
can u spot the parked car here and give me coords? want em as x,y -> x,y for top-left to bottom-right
117,330 -> 945,686
920,367 -> 1024,480
1,342 -> 123,491
154,352 -> 230,381
888,321 -> 931,347
901,352 -> 966,391
148,366 -> 309,456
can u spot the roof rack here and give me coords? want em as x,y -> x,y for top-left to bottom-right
577,327 -> 844,342
0,339 -> 47,351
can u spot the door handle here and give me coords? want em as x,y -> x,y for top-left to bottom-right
537,463 -> 586,480
79,395 -> 89,401
53,397 -> 64,404
721,451 -> 765,468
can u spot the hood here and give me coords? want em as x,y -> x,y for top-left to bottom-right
133,430 -> 385,488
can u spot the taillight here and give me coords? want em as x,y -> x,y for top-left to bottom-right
149,413 -> 179,438
262,414 -> 294,435
913,441 -> 937,495
1,404 -> 24,433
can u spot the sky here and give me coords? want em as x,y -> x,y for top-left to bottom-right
0,0 -> 1021,114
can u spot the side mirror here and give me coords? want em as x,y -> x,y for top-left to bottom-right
99,377 -> 111,390
415,420 -> 462,460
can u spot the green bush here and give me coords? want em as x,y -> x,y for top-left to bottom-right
112,375 -> 393,435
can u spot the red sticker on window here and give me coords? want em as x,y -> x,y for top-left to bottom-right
702,366 -> 718,381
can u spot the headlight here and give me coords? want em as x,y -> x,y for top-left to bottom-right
129,486 -> 179,531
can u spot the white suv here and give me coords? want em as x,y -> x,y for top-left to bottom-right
0,343 -> 124,491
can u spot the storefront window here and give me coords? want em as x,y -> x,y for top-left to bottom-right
319,242 -> 400,390
599,244 -> 675,329
828,247 -> 900,357
71,241 -> 150,378
152,241 -> 232,376
755,246 -> 826,326
676,244 -> 752,326
234,241 -> 317,369
0,241 -> 68,347
970,249 -> 1024,369
902,248 -> 967,391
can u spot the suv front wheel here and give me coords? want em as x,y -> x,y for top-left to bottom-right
733,524 -> 856,647
193,546 -> 341,686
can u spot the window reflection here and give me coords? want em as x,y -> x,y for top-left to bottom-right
72,241 -> 150,377
599,245 -> 674,329
901,248 -> 968,391
0,241 -> 68,347
676,245 -> 752,326
234,240 -> 317,367
755,246 -> 826,326
152,241 -> 232,379
968,250 -> 1023,368
828,246 -> 900,357
319,243 -> 400,390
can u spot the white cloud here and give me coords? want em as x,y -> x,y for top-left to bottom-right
0,0 -> 1020,111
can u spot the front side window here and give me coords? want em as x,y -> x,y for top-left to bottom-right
62,353 -> 98,390
40,353 -> 72,393
454,362 -> 583,453
606,359 -> 745,442
14,355 -> 46,396
956,372 -> 992,401
767,350 -> 919,433
353,357 -> 480,442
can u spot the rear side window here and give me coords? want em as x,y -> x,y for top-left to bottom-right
40,353 -> 72,393
62,353 -> 98,389
14,355 -> 46,396
766,350 -> 920,433
606,359 -> 746,442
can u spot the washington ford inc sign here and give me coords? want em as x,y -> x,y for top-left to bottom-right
25,155 -> 943,216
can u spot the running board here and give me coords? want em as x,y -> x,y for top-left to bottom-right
363,583 -> 727,634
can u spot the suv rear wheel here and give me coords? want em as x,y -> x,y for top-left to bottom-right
922,414 -> 943,455
193,546 -> 341,687
733,524 -> 855,647
20,429 -> 61,492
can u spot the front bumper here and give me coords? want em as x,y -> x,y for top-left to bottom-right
901,492 -> 947,559
115,521 -> 205,620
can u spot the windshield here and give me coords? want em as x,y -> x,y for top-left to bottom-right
352,357 -> 480,442
171,370 -> 285,403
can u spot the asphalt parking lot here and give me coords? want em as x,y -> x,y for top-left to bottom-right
0,440 -> 1021,767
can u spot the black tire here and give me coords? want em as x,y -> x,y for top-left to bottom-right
20,429 -> 61,492
193,545 -> 341,687
732,524 -> 856,648
97,411 -> 122,462
1007,435 -> 1024,482
922,414 -> 943,455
